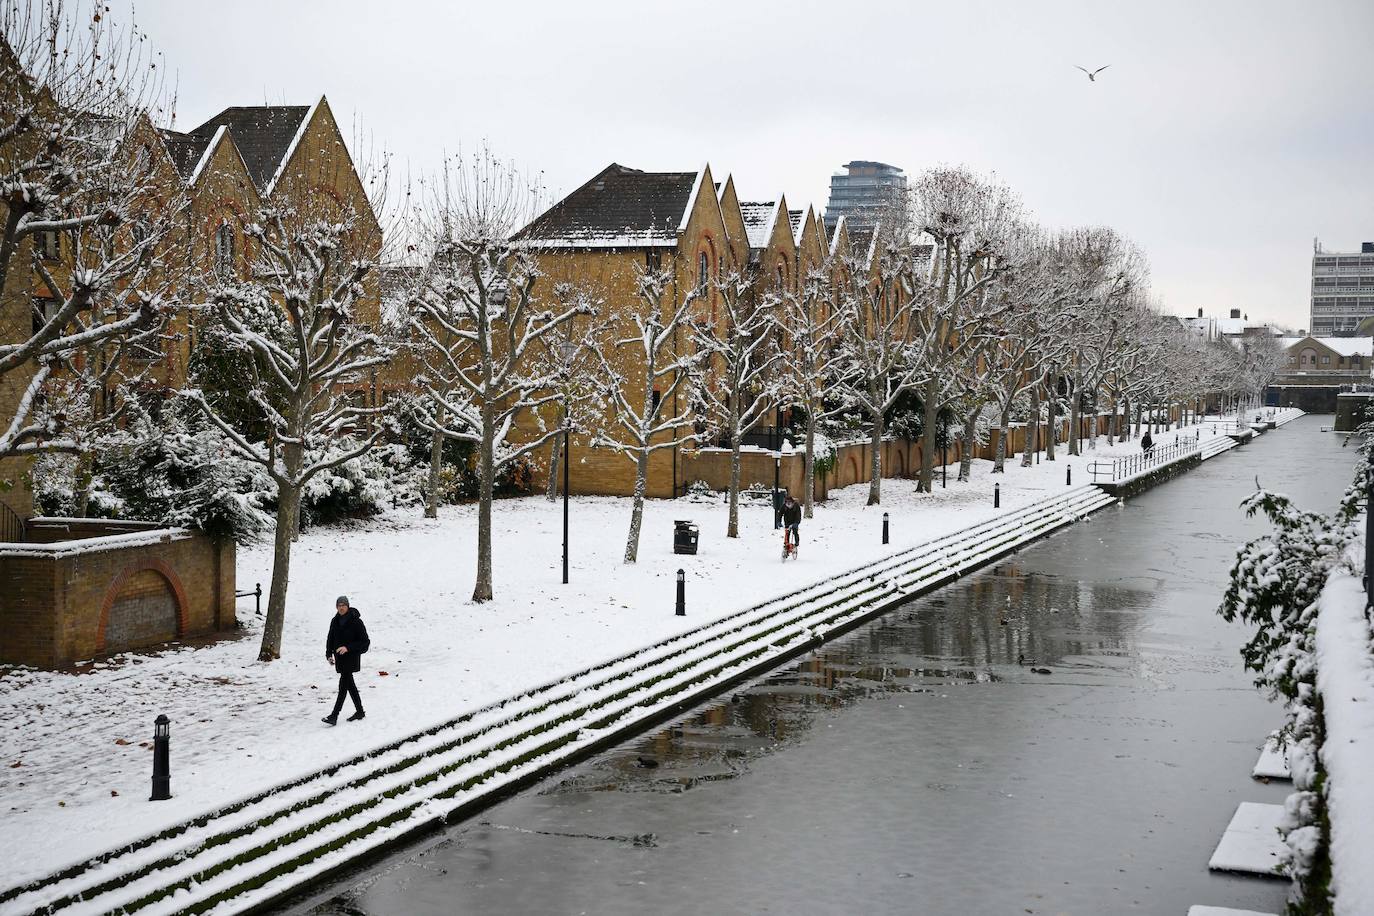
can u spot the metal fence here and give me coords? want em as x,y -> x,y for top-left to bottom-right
0,503 -> 23,543
1088,438 -> 1200,484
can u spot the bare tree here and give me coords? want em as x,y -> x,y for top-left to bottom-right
693,270 -> 782,538
403,151 -> 589,600
778,267 -> 845,518
184,205 -> 392,661
0,2 -> 177,467
590,268 -> 702,563
831,242 -> 926,506
906,167 -> 1023,492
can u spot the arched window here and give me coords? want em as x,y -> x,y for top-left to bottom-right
698,251 -> 709,292
215,223 -> 235,278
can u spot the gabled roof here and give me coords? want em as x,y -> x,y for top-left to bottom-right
1282,335 -> 1374,357
185,105 -> 311,191
829,215 -> 848,258
514,163 -> 699,248
848,226 -> 877,266
160,129 -> 211,180
739,201 -> 778,250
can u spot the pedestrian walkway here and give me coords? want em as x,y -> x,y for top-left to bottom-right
0,487 -> 1116,915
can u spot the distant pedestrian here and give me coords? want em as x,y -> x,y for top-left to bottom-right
1141,430 -> 1154,457
323,595 -> 369,725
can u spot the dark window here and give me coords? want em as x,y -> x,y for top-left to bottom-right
698,252 -> 709,291
31,297 -> 60,336
215,223 -> 235,278
37,230 -> 60,261
650,388 -> 662,413
645,249 -> 661,272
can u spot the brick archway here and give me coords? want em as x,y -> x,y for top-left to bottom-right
96,559 -> 190,654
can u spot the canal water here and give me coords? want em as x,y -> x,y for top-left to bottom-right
293,417 -> 1354,916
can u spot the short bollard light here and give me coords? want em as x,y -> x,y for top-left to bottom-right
150,714 -> 171,801
1066,465 -> 1072,486
675,569 -> 686,617
882,512 -> 890,545
994,482 -> 1001,508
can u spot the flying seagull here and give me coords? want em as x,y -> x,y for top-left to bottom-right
1075,64 -> 1110,81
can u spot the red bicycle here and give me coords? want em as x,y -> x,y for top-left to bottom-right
781,525 -> 799,562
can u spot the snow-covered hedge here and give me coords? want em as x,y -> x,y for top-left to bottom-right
1220,427 -> 1369,914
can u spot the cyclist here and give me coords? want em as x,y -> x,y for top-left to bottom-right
782,494 -> 802,555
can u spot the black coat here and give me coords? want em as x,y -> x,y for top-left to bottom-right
326,607 -> 370,674
782,502 -> 802,526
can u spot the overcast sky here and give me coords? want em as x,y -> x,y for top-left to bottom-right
116,0 -> 1372,332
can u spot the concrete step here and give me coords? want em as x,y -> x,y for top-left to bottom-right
1208,802 -> 1286,876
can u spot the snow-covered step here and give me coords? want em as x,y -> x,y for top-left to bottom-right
1200,435 -> 1237,461
1208,802 -> 1287,876
1187,907 -> 1279,916
1252,737 -> 1291,781
2,486 -> 1120,915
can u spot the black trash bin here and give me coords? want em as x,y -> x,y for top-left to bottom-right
673,519 -> 699,555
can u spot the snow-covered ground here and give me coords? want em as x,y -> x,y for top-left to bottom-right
0,424 -> 1233,889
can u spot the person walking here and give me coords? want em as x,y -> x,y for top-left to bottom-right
1140,429 -> 1154,457
323,595 -> 369,725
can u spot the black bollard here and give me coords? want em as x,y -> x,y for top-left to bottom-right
882,512 -> 889,545
675,569 -> 685,617
150,714 -> 171,801
1066,465 -> 1072,486
994,482 -> 1000,508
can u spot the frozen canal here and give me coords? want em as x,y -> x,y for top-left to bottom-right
292,417 -> 1351,916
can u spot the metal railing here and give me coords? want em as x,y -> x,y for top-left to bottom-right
1088,437 -> 1200,484
0,503 -> 24,543
236,582 -> 262,616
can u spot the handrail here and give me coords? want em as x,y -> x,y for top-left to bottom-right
1088,433 -> 1202,483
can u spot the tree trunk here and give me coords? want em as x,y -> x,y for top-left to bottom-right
1022,385 -> 1038,467
472,403 -> 496,602
259,483 -> 299,661
866,410 -> 883,506
73,450 -> 92,517
1046,382 -> 1057,462
993,407 -> 1010,473
803,410 -> 816,520
426,427 -> 443,519
727,433 -> 742,538
917,378 -> 938,493
958,408 -> 978,482
1068,374 -> 1081,457
1120,395 -> 1131,443
544,426 -> 562,503
624,449 -> 650,563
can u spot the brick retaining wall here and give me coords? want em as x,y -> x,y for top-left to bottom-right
0,524 -> 236,667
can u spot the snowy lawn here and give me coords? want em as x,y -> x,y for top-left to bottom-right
0,425 -> 1229,888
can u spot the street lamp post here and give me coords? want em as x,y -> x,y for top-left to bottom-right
559,339 -> 577,585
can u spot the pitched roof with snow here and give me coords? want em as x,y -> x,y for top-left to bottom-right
738,201 -> 779,250
185,105 -> 311,191
514,163 -> 699,248
160,130 -> 212,180
1284,336 -> 1374,357
788,209 -> 804,241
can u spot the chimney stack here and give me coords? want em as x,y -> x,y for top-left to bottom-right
1363,242 -> 1374,254
1197,308 -> 1204,318
1230,308 -> 1241,319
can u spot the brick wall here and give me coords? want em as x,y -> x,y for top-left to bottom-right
0,528 -> 236,667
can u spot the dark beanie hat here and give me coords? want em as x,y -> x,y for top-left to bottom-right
336,595 -> 350,607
